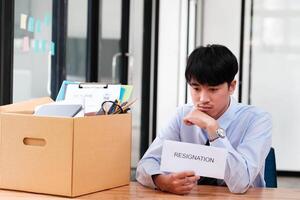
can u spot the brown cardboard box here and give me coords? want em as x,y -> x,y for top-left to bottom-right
0,98 -> 131,197
0,97 -> 53,114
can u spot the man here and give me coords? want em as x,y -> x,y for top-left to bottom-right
136,44 -> 272,194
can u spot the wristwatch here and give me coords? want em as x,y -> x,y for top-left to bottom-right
209,127 -> 225,142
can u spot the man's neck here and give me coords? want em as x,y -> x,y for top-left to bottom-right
214,97 -> 231,120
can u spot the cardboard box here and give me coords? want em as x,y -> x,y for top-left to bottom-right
0,98 -> 132,197
0,97 -> 53,114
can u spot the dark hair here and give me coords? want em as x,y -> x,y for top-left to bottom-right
185,44 -> 238,86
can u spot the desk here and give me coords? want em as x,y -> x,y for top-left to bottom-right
0,182 -> 300,200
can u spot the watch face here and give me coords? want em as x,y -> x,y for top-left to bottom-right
216,128 -> 225,138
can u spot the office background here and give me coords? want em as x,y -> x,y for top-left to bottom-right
1,0 -> 300,186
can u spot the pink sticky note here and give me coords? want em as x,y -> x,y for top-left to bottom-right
22,36 -> 30,52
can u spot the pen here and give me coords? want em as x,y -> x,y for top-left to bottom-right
113,98 -> 137,114
108,99 -> 118,114
113,100 -> 124,113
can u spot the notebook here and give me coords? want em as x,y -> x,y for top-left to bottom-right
34,104 -> 82,117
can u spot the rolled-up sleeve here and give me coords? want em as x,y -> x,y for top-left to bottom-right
136,108 -> 182,188
210,112 -> 272,193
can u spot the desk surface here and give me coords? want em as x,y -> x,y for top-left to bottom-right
1,182 -> 300,200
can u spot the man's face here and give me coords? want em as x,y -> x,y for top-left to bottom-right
189,79 -> 236,119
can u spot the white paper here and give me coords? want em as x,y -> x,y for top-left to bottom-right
160,140 -> 228,179
64,84 -> 121,113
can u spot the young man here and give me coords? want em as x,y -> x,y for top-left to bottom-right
136,44 -> 272,194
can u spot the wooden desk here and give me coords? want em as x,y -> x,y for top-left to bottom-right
0,182 -> 300,200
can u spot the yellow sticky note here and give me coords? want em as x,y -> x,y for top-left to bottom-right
20,14 -> 27,30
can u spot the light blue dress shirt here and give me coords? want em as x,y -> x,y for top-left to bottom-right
136,97 -> 272,193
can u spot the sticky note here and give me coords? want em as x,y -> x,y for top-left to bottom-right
121,85 -> 133,102
35,19 -> 41,33
28,17 -> 35,32
20,14 -> 27,30
44,14 -> 51,26
34,39 -> 39,53
41,40 -> 46,53
22,37 -> 30,52
50,41 -> 55,55
119,87 -> 125,101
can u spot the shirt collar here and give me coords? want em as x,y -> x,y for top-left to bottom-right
217,96 -> 238,130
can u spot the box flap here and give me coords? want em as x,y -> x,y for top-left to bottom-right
0,97 -> 53,114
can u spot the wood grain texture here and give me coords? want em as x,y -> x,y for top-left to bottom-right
0,182 -> 300,200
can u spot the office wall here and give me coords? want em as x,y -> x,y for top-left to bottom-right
156,0 -> 188,136
129,0 -> 143,167
201,0 -> 241,99
201,0 -> 241,58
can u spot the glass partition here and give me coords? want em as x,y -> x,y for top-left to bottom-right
66,0 -> 87,82
13,0 -> 53,102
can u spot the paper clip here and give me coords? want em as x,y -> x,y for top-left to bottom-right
78,83 -> 108,89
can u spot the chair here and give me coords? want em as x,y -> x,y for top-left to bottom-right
264,147 -> 277,188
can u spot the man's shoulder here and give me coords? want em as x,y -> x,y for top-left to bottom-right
235,102 -> 271,120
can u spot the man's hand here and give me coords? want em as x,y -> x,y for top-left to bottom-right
183,109 -> 218,135
152,171 -> 200,195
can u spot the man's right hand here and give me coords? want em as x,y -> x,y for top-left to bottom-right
152,171 -> 200,195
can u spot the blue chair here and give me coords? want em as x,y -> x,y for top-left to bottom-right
264,147 -> 277,188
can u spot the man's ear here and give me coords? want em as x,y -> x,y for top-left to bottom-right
229,80 -> 236,95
